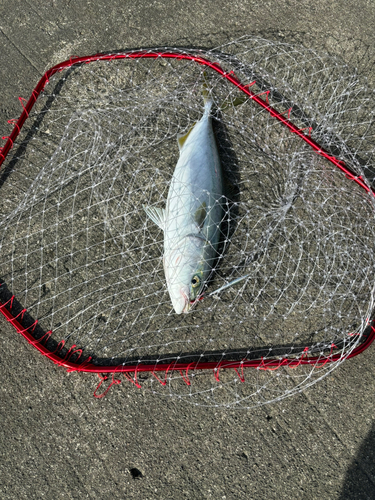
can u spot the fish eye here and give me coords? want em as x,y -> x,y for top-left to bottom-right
191,275 -> 200,288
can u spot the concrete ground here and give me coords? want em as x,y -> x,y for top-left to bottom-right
0,1 -> 375,499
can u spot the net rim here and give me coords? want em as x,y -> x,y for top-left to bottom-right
1,46 -> 374,376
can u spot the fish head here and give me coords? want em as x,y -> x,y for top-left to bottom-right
167,274 -> 205,314
164,242 -> 206,314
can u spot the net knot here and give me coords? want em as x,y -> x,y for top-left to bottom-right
18,97 -> 29,117
1,136 -> 13,148
123,368 -> 142,389
7,118 -> 20,133
93,373 -> 122,399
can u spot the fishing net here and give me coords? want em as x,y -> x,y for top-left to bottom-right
0,36 -> 375,408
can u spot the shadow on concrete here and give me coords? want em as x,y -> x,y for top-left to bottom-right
339,423 -> 375,500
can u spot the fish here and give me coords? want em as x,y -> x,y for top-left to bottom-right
144,94 -> 223,314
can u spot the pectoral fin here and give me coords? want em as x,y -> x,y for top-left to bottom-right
194,202 -> 207,228
143,205 -> 166,230
209,274 -> 250,296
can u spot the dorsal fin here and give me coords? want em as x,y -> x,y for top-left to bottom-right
177,123 -> 195,151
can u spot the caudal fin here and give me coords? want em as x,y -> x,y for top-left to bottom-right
202,72 -> 213,113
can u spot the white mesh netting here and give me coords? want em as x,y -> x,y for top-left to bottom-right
1,36 -> 375,407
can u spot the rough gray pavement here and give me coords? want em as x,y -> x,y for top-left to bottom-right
0,1 -> 375,499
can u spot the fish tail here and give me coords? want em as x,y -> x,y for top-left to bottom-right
203,98 -> 213,117
202,71 -> 213,113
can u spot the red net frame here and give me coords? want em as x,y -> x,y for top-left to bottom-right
0,48 -> 374,382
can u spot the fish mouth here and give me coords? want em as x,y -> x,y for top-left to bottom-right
173,289 -> 204,314
181,290 -> 191,313
187,293 -> 204,312
181,289 -> 202,313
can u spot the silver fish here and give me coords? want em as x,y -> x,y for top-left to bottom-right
144,97 -> 223,314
